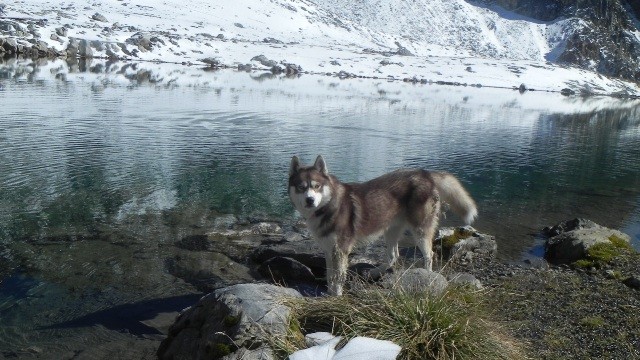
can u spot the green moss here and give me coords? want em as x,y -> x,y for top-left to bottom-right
543,328 -> 571,350
609,270 -> 624,280
573,259 -> 594,268
223,315 -> 240,327
211,343 -> 232,358
572,236 -> 632,269
441,228 -> 474,248
608,235 -> 632,250
289,317 -> 302,334
579,316 -> 605,329
586,242 -> 619,263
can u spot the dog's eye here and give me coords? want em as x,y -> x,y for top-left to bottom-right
296,184 -> 306,191
312,183 -> 321,190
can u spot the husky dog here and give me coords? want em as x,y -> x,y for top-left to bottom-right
288,155 -> 478,295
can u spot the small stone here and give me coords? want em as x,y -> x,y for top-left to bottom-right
251,54 -> 278,67
91,13 -> 108,22
448,272 -> 483,289
622,275 -> 640,290
383,269 -> 448,296
200,57 -> 220,67
251,222 -> 282,235
55,27 -> 68,37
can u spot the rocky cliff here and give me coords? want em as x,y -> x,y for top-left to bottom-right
489,0 -> 640,83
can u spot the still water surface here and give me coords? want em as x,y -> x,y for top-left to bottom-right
1,60 -> 640,356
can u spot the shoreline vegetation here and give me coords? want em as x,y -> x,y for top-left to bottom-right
157,217 -> 640,359
3,1 -> 640,358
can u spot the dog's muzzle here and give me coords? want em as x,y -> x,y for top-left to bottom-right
305,197 -> 315,207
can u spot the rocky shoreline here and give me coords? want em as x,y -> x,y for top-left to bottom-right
155,215 -> 639,359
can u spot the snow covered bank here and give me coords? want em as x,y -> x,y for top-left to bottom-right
2,0 -> 640,96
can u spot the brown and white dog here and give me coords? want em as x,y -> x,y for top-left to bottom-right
288,155 -> 478,295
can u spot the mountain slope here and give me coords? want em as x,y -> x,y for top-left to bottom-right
314,0 -> 640,83
1,0 -> 639,93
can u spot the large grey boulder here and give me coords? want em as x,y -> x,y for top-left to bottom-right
544,220 -> 631,264
157,283 -> 302,360
542,218 -> 601,237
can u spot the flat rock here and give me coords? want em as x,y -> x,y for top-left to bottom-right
166,249 -> 254,292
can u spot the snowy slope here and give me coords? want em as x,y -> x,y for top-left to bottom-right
304,0 -> 587,62
2,0 -> 640,95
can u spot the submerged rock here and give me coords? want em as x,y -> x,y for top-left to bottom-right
257,256 -> 317,285
166,249 -> 254,292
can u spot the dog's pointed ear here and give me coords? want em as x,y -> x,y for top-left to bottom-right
290,156 -> 301,176
314,155 -> 328,176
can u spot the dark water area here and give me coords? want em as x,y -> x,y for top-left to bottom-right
1,58 -> 640,356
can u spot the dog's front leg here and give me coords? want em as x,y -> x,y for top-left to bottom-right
326,245 -> 348,296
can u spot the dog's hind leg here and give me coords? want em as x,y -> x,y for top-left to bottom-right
415,200 -> 440,271
369,225 -> 403,279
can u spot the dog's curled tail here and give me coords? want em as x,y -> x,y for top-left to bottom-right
432,172 -> 478,225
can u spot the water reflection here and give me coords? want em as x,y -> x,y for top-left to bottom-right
1,56 -> 640,355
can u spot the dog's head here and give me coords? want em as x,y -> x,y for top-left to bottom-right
288,155 -> 333,218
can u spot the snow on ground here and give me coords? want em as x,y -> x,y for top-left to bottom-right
3,0 -> 640,96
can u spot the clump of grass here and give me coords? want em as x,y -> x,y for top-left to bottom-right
573,235 -> 633,269
270,316 -> 305,358
210,343 -> 232,358
275,284 -> 524,360
579,316 -> 605,329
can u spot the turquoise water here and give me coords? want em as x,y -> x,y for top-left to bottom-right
1,59 -> 640,355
